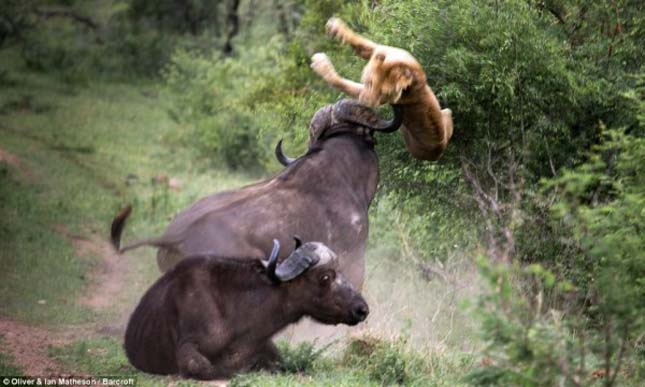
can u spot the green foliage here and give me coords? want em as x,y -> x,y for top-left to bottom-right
127,0 -> 224,36
277,340 -> 331,374
163,41 -> 285,170
0,0 -> 32,48
21,23 -> 95,83
343,336 -> 432,386
546,127 -> 644,379
19,4 -> 178,81
544,126 -> 645,295
162,0 -> 373,170
468,258 -> 583,387
4,1 -> 245,81
368,191 -> 478,264
470,125 -> 644,386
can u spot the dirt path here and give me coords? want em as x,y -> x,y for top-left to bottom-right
61,227 -> 129,313
0,227 -> 129,377
0,319 -> 74,376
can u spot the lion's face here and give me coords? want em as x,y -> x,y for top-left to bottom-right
359,52 -> 415,107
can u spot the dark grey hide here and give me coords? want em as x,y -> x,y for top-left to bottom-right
124,239 -> 368,380
112,99 -> 401,288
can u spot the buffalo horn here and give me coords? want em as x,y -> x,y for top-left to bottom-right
371,104 -> 403,133
275,139 -> 296,166
334,100 -> 403,133
275,248 -> 320,282
265,239 -> 281,282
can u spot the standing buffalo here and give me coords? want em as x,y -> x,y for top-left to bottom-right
125,238 -> 368,379
112,99 -> 401,288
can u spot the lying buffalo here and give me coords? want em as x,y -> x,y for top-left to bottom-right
125,238 -> 368,380
112,99 -> 401,288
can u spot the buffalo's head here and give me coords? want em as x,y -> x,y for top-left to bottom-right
275,99 -> 402,166
263,238 -> 369,326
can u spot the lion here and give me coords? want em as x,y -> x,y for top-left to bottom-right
311,17 -> 453,161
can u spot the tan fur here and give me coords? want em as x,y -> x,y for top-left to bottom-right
311,17 -> 453,161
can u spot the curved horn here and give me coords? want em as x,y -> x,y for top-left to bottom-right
293,235 -> 302,249
265,239 -> 281,282
275,247 -> 320,282
333,100 -> 403,133
275,139 -> 296,166
372,104 -> 403,133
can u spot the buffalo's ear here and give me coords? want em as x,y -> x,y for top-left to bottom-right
275,251 -> 320,282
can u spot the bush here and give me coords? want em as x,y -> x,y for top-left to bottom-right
12,1 -> 228,81
469,125 -> 645,386
467,258 -> 582,386
344,336 -> 431,386
21,21 -> 97,83
163,41 -> 286,171
276,340 -> 330,374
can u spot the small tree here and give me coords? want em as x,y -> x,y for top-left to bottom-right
468,124 -> 644,386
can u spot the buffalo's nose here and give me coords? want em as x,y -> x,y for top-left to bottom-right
352,303 -> 369,322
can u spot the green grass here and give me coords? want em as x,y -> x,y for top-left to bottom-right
49,336 -> 171,386
50,335 -> 473,387
230,336 -> 473,386
0,335 -> 22,376
0,51 -> 254,324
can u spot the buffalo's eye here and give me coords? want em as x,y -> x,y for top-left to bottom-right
319,272 -> 334,286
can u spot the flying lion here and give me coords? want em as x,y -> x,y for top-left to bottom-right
311,17 -> 453,161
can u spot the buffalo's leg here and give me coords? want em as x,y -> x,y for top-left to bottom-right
251,341 -> 282,372
311,53 -> 364,98
176,342 -> 223,380
326,17 -> 376,59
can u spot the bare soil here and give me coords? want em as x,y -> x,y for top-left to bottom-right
0,318 -> 68,376
0,227 -> 128,377
72,233 -> 128,312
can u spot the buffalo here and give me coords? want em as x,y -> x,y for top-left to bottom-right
112,99 -> 401,289
124,238 -> 368,379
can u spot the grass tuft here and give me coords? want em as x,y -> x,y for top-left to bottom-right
277,340 -> 333,374
0,335 -> 22,376
344,335 -> 427,386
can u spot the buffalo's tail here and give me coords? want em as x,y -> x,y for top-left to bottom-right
111,205 -> 132,251
110,205 -> 171,254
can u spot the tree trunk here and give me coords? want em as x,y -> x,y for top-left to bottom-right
223,0 -> 241,55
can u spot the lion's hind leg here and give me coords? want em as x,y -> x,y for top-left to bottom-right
326,17 -> 377,60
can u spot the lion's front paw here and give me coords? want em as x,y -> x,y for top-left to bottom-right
326,17 -> 350,42
311,53 -> 337,81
